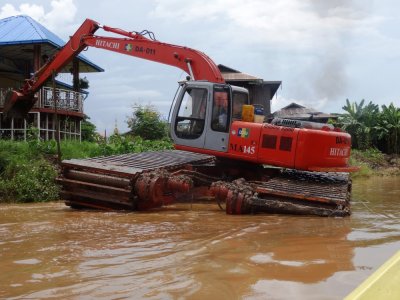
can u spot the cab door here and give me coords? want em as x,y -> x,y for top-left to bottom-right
203,84 -> 231,152
170,82 -> 212,149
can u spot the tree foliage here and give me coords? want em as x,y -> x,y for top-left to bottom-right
81,114 -> 98,142
339,99 -> 400,154
126,105 -> 168,140
340,99 -> 379,150
376,103 -> 400,154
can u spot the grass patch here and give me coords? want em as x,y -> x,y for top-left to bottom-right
0,137 -> 173,203
351,148 -> 386,168
0,160 -> 59,202
0,140 -> 59,202
350,148 -> 400,178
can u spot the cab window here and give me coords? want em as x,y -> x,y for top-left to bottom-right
232,92 -> 248,120
211,86 -> 230,132
175,87 -> 208,139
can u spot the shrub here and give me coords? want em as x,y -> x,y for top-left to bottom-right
0,159 -> 59,203
0,138 -> 173,203
81,115 -> 98,142
126,105 -> 168,140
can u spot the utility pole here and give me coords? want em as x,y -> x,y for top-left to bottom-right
52,70 -> 62,164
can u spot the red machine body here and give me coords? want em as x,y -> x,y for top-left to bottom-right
176,121 -> 355,172
228,122 -> 352,171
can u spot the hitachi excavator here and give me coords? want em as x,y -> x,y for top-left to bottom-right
4,19 -> 358,216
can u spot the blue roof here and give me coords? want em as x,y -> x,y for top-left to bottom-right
0,15 -> 64,46
0,15 -> 103,72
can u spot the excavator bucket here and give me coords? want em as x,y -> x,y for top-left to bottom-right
3,90 -> 36,119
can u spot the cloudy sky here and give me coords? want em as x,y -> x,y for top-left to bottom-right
1,0 -> 399,133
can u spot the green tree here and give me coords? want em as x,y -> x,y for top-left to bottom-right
81,114 -> 97,142
375,103 -> 400,154
126,105 -> 168,140
340,99 -> 379,150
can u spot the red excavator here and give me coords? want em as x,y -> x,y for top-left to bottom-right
4,19 -> 358,216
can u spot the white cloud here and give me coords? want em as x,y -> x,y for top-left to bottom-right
0,0 -> 77,37
0,3 -> 45,20
150,0 -> 388,108
151,0 -> 379,51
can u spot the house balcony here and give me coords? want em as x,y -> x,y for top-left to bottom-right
0,86 -> 85,115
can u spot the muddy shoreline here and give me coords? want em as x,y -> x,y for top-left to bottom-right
351,153 -> 400,177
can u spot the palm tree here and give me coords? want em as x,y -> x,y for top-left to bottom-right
340,99 -> 379,150
375,103 -> 400,154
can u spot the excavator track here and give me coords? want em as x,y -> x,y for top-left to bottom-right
59,151 -> 352,216
257,169 -> 352,216
254,169 -> 351,207
211,170 -> 351,217
59,150 -> 215,210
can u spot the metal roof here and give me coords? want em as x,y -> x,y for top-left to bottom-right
221,72 -> 260,81
218,64 -> 260,81
0,15 -> 103,73
218,63 -> 281,86
218,64 -> 241,73
273,102 -> 337,120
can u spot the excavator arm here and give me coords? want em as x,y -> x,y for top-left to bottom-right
4,18 -> 224,118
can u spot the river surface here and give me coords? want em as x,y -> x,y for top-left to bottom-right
1,176 -> 399,299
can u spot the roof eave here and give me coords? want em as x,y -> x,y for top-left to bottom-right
0,39 -> 59,47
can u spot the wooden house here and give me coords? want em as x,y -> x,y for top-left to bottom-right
0,15 -> 103,140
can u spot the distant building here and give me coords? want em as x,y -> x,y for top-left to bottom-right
272,102 -> 338,123
0,15 -> 103,141
218,64 -> 281,116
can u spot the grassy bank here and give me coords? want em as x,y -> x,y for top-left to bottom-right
0,137 -> 173,203
350,148 -> 400,178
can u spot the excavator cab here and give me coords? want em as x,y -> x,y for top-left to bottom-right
170,81 -> 249,153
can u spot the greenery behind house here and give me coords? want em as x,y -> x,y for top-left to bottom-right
339,100 -> 400,154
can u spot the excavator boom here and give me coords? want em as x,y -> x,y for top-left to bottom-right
3,18 -> 223,118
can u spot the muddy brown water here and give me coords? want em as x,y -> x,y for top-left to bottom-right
1,177 -> 399,299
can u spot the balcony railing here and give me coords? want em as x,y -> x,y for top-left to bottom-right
0,87 -> 84,113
